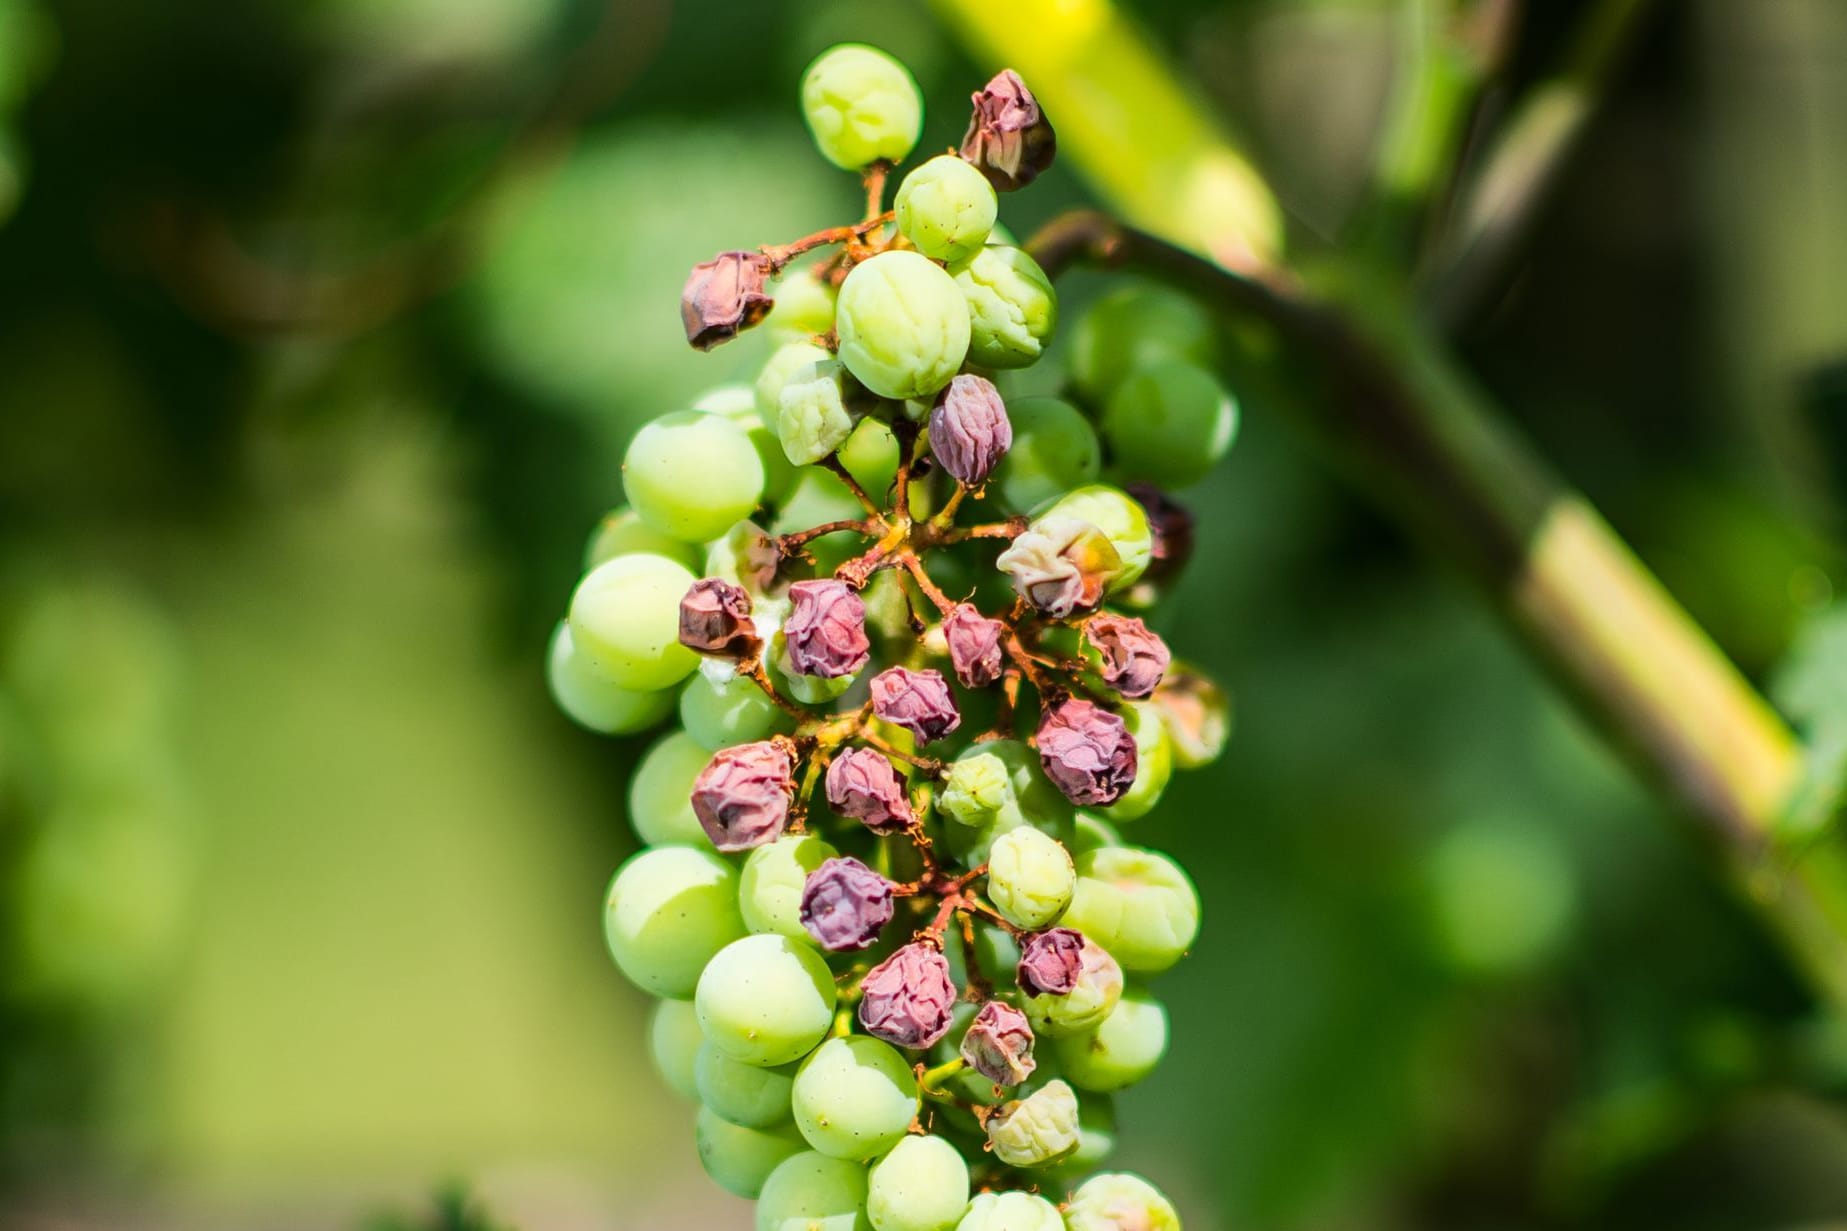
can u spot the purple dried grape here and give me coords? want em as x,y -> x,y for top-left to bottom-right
783,579 -> 870,678
960,999 -> 1037,1086
858,942 -> 958,1050
960,69 -> 1057,192
1017,927 -> 1085,997
870,667 -> 961,745
1084,613 -> 1170,700
678,577 -> 758,657
824,745 -> 915,834
688,740 -> 795,852
1126,483 -> 1195,585
1037,698 -> 1138,806
929,374 -> 1012,486
943,604 -> 1006,689
681,250 -> 774,350
799,857 -> 895,951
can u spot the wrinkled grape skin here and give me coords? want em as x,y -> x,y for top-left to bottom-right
757,1151 -> 873,1231
603,846 -> 745,998
680,668 -> 797,751
1052,988 -> 1169,1091
1035,485 -> 1153,591
647,998 -> 704,1101
954,1191 -> 1064,1231
985,826 -> 1076,930
953,245 -> 1058,370
698,1040 -> 798,1128
742,833 -> 842,943
991,397 -> 1101,514
896,155 -> 997,264
801,44 -> 923,170
836,251 -> 971,401
696,1105 -> 807,1199
628,730 -> 716,846
866,1134 -> 971,1231
697,933 -> 838,1066
624,409 -> 766,543
1102,358 -> 1239,489
569,553 -> 700,691
791,1035 -> 921,1160
1061,846 -> 1201,974
546,622 -> 675,736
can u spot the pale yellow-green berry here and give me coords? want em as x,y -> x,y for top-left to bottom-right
800,44 -> 923,170
836,250 -> 971,400
986,826 -> 1076,930
985,1078 -> 1081,1168
953,245 -> 1057,369
778,359 -> 860,465
896,155 -> 998,263
1061,846 -> 1200,974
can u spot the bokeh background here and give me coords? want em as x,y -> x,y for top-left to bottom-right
5,0 -> 1847,1228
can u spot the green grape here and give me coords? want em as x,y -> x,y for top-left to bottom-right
895,155 -> 997,264
1062,846 -> 1200,974
772,468 -> 868,576
986,1078 -> 1080,1168
1071,812 -> 1123,855
697,1105 -> 808,1199
568,552 -> 699,691
1021,940 -> 1122,1038
603,846 -> 746,998
779,359 -> 862,465
952,245 -> 1057,370
757,1151 -> 872,1231
584,505 -> 702,573
770,269 -> 839,341
1034,485 -> 1152,590
697,933 -> 838,1066
546,621 -> 675,736
938,740 -> 1075,866
800,44 -> 923,170
1102,359 -> 1238,489
866,1134 -> 970,1231
624,409 -> 766,542
698,1041 -> 798,1128
759,340 -> 835,420
1051,989 -> 1168,1091
991,397 -> 1100,514
954,1191 -> 1064,1231
680,668 -> 797,751
1109,702 -> 1173,822
628,729 -> 716,846
697,384 -> 799,505
836,250 -> 971,401
791,1035 -> 920,1160
838,415 -> 901,501
741,833 -> 841,941
648,998 -> 705,1101
985,826 -> 1075,930
1064,1173 -> 1181,1231
1069,284 -> 1217,403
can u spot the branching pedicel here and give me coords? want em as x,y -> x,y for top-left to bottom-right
550,42 -> 1242,1231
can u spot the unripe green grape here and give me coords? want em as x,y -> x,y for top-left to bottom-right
546,621 -> 675,736
792,1035 -> 921,1160
758,340 -> 834,421
1064,1173 -> 1181,1231
1052,989 -> 1168,1091
955,1191 -> 1064,1231
866,1134 -> 970,1231
938,740 -> 1074,865
986,1078 -> 1080,1168
698,1041 -> 798,1128
568,552 -> 699,690
1071,812 -> 1123,855
1035,485 -> 1152,590
697,384 -> 799,505
583,505 -> 702,573
896,155 -> 997,263
952,245 -> 1057,370
680,667 -> 797,750
1109,702 -> 1173,822
628,730 -> 716,846
779,359 -> 862,465
604,846 -> 745,997
696,1105 -> 807,1199
986,827 -> 1075,930
741,833 -> 840,942
991,397 -> 1100,514
838,415 -> 901,501
1070,284 -> 1217,402
836,251 -> 970,401
697,933 -> 838,1066
757,1151 -> 872,1231
771,270 -> 839,341
1062,846 -> 1200,974
624,409 -> 765,542
1102,359 -> 1238,489
648,998 -> 704,1101
800,44 -> 923,170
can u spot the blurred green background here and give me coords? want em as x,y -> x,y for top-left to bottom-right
4,0 -> 1847,1228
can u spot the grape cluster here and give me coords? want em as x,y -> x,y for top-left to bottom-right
547,44 -> 1238,1231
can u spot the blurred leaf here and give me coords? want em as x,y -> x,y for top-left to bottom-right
1771,604 -> 1847,841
